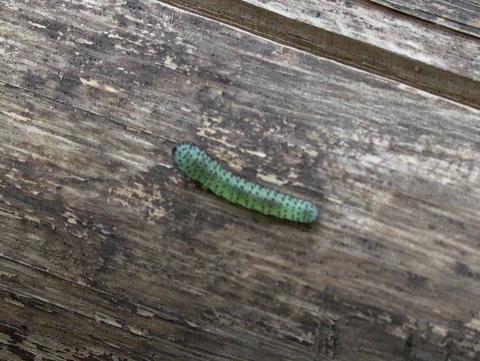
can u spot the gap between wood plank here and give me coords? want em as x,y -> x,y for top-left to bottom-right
370,0 -> 480,39
159,0 -> 480,110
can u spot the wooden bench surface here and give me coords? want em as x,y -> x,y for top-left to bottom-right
0,1 -> 479,360
371,0 -> 480,37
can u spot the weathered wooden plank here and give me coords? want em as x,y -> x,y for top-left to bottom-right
160,0 -> 480,109
0,0 -> 480,360
371,0 -> 480,38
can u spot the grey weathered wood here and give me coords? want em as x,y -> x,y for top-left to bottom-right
161,0 -> 480,109
0,0 -> 480,360
371,0 -> 480,38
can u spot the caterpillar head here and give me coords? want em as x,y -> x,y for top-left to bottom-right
172,143 -> 197,161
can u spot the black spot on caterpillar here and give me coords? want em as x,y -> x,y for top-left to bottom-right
173,143 -> 318,223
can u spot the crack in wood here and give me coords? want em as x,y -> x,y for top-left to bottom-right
0,79 -> 177,144
313,321 -> 337,360
403,333 -> 414,361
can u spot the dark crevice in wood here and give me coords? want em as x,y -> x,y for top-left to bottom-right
370,0 -> 480,39
160,0 -> 480,110
403,333 -> 414,360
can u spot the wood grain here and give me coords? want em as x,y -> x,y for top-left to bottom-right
161,0 -> 480,109
371,0 -> 480,38
0,0 -> 480,360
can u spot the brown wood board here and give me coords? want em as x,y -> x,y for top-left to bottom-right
0,0 -> 480,360
161,0 -> 480,109
370,0 -> 480,38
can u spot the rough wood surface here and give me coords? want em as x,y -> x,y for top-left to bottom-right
371,0 -> 480,38
161,0 -> 480,109
1,0 -> 480,360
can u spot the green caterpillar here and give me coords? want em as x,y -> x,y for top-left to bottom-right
172,143 -> 318,223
